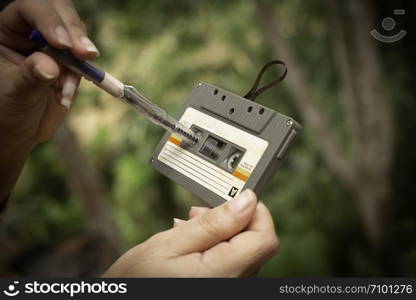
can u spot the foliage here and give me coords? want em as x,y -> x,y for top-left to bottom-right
1,0 -> 415,277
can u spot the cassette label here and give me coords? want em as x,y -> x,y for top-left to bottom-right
158,107 -> 268,201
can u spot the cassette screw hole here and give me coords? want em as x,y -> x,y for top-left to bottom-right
286,119 -> 293,126
213,89 -> 218,95
227,152 -> 242,170
229,108 -> 235,115
247,106 -> 253,113
259,108 -> 265,115
221,95 -> 226,101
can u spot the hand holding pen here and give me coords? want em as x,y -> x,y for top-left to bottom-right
0,0 -> 100,211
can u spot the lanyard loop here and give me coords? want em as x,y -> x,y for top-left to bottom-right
244,60 -> 287,101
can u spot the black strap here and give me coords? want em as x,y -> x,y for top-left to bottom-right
244,60 -> 287,101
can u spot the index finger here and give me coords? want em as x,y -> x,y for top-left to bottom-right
0,0 -> 73,52
53,0 -> 99,59
246,201 -> 276,232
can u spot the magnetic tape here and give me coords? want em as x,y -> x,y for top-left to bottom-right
150,61 -> 301,207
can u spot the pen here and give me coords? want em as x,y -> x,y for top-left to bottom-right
29,30 -> 199,144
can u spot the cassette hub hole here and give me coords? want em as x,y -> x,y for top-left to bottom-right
226,150 -> 243,171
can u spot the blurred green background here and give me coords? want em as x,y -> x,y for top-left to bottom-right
1,0 -> 415,277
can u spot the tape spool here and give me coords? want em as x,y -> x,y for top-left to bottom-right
200,137 -> 225,161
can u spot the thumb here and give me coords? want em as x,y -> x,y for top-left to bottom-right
165,189 -> 257,255
6,52 -> 59,107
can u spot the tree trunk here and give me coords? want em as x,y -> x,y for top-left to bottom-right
255,0 -> 396,274
53,122 -> 122,265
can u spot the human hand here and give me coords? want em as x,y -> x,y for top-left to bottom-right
0,0 -> 99,149
103,190 -> 279,277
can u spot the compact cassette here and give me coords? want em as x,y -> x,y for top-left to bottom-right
150,80 -> 301,207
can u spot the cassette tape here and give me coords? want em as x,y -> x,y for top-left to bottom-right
150,81 -> 301,207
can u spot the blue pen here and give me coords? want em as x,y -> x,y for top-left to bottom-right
29,30 -> 198,144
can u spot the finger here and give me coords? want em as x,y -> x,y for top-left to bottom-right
60,72 -> 80,110
173,218 -> 186,228
5,51 -> 59,104
200,202 -> 279,276
34,90 -> 68,144
0,0 -> 73,52
0,44 -> 25,66
246,201 -> 276,232
160,189 -> 257,255
189,206 -> 210,219
52,0 -> 99,59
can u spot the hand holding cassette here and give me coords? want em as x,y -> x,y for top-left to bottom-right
103,189 -> 279,277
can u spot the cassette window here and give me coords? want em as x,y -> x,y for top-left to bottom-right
200,136 -> 225,161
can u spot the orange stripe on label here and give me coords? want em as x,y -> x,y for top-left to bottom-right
232,171 -> 249,182
168,136 -> 181,146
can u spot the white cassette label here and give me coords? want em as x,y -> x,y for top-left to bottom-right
158,107 -> 269,201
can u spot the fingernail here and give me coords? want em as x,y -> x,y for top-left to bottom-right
60,76 -> 77,110
81,36 -> 100,55
60,96 -> 71,110
34,65 -> 55,80
228,189 -> 255,213
173,218 -> 184,224
62,77 -> 77,98
55,26 -> 73,48
189,206 -> 209,216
